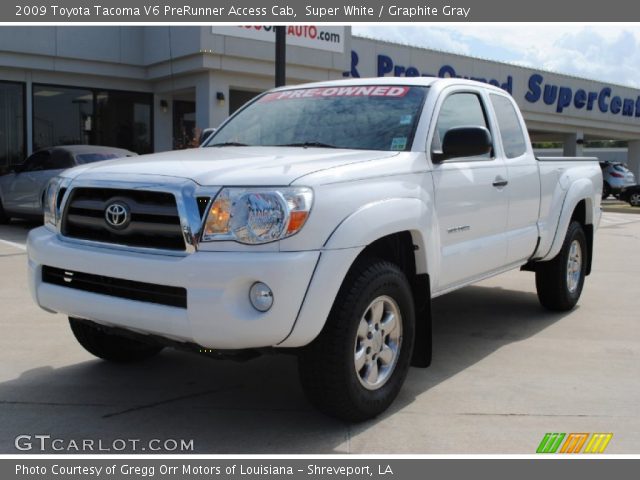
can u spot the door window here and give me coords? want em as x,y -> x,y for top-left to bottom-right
47,149 -> 75,170
432,92 -> 491,158
22,151 -> 51,172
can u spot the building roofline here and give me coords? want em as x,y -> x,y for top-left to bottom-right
352,34 -> 640,93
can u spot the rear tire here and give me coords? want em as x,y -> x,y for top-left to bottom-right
629,192 -> 640,207
69,317 -> 163,363
602,182 -> 610,200
298,258 -> 415,422
535,221 -> 587,312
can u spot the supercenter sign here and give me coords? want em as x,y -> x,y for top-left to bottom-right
345,41 -> 640,124
212,26 -> 345,53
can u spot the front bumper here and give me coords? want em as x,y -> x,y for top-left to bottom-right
27,227 -> 321,349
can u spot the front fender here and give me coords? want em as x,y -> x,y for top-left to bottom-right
323,197 -> 434,275
279,197 -> 436,348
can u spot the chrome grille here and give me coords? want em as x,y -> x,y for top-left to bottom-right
61,188 -> 186,251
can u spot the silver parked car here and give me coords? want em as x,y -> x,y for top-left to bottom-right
0,145 -> 136,223
600,161 -> 636,199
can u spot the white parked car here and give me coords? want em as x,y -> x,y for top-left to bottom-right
0,145 -> 136,223
600,161 -> 636,199
27,78 -> 602,421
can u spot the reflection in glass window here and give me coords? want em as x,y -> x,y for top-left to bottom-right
32,85 -> 152,154
95,91 -> 152,154
0,81 -> 26,169
33,86 -> 93,151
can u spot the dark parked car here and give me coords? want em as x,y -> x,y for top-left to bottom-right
0,145 -> 136,223
620,185 -> 640,207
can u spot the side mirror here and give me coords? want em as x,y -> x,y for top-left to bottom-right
434,126 -> 492,162
199,128 -> 216,146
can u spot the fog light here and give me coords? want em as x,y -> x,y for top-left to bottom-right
249,282 -> 273,312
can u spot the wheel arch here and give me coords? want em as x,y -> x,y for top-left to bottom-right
540,178 -> 597,269
281,229 -> 433,367
322,197 -> 435,276
281,197 -> 436,353
352,232 -> 432,368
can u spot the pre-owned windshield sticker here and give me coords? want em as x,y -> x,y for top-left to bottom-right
259,86 -> 410,102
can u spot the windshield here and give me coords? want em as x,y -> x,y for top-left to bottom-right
207,85 -> 428,151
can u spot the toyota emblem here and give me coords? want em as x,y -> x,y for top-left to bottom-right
104,202 -> 131,230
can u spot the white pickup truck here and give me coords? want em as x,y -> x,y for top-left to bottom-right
27,78 -> 602,421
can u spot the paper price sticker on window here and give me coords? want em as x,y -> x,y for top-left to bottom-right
259,86 -> 410,102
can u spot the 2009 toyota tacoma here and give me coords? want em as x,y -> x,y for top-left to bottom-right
27,78 -> 602,421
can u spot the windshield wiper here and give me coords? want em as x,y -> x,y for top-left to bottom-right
209,142 -> 249,147
275,142 -> 339,149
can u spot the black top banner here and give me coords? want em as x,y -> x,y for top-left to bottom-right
4,0 -> 640,22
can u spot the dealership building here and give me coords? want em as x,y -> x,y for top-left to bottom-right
1,25 -> 640,178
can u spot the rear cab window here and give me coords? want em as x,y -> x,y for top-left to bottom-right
490,94 -> 528,158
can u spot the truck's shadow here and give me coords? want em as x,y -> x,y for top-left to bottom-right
0,284 -> 570,454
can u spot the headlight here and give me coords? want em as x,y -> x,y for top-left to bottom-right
43,176 -> 63,228
201,187 -> 313,244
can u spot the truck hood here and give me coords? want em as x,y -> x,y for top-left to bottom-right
64,147 -> 399,186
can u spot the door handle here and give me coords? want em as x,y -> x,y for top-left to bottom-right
492,177 -> 508,188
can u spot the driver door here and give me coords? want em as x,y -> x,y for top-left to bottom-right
429,88 -> 509,291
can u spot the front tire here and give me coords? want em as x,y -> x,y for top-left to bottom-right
535,221 -> 587,311
629,192 -> 640,207
69,317 -> 163,363
298,259 -> 415,422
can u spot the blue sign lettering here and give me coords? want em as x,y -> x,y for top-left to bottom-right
599,88 -> 611,113
525,74 -> 542,103
374,56 -> 513,93
346,50 -> 640,120
377,54 -> 393,76
574,89 -> 587,109
610,96 -> 622,115
543,85 -> 557,106
524,74 -> 640,118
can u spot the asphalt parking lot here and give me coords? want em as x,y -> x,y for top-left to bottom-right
0,213 -> 639,454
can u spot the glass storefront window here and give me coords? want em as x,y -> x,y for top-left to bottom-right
95,90 -> 152,154
0,81 -> 25,170
32,85 -> 152,154
33,85 -> 94,151
173,100 -> 196,150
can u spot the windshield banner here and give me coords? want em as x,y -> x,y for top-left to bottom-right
259,86 -> 410,102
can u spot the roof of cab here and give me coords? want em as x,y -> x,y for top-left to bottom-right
270,76 -> 507,94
